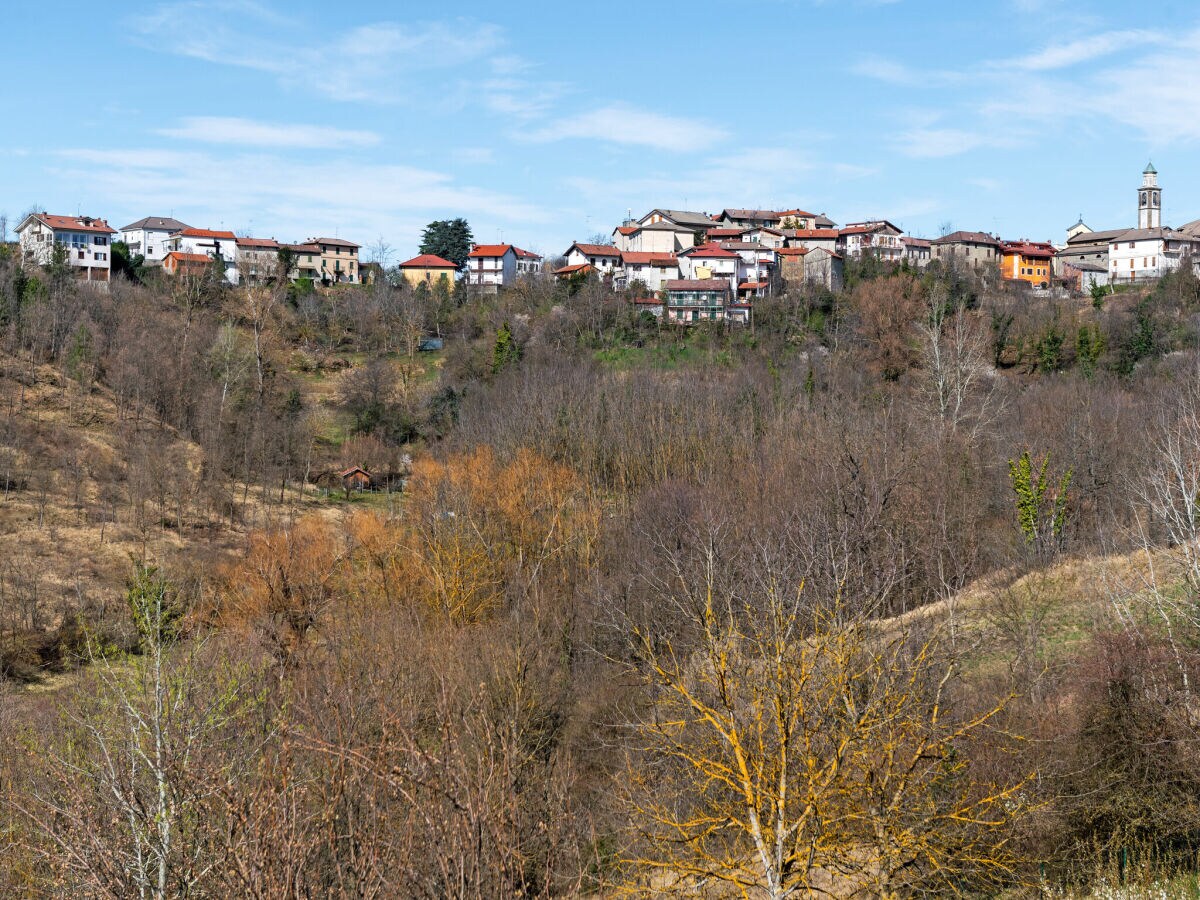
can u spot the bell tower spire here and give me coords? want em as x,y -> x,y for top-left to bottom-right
1139,161 -> 1161,229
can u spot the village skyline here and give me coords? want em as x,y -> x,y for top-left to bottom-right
4,1 -> 1199,257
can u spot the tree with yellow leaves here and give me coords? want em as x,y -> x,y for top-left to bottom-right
617,543 -> 1030,898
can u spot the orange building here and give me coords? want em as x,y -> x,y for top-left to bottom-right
1000,240 -> 1056,288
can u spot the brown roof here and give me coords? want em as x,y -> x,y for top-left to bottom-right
568,242 -> 621,257
24,213 -> 116,235
902,237 -> 932,249
933,230 -> 1000,247
552,263 -> 593,276
666,278 -> 731,291
236,237 -> 280,249
308,236 -> 361,248
683,245 -> 739,258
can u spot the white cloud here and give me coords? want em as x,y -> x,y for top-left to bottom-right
893,127 -> 989,159
132,3 -> 503,104
1006,30 -> 1166,71
158,117 -> 381,149
528,105 -> 727,152
50,148 -> 544,246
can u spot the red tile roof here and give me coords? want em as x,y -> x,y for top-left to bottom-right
180,227 -> 236,240
706,227 -> 748,238
468,243 -> 515,258
399,253 -> 457,268
776,247 -> 810,256
164,252 -> 212,267
29,213 -> 116,234
620,251 -> 678,265
615,226 -> 638,236
553,263 -> 593,276
236,237 -> 280,248
787,229 -> 839,239
1000,240 -> 1056,259
738,282 -> 769,290
514,246 -> 542,260
685,245 -> 739,258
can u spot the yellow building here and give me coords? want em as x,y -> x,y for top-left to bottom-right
306,236 -> 361,284
398,253 -> 458,290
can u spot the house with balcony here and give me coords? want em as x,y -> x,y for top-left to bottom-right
16,212 -> 116,283
678,244 -> 740,290
515,247 -> 543,276
465,244 -> 544,291
1000,240 -> 1056,288
664,278 -> 746,324
1108,227 -> 1200,284
165,228 -> 239,284
720,241 -> 778,293
837,221 -> 904,262
236,237 -> 282,284
305,237 -> 360,284
286,243 -> 324,282
119,216 -> 189,263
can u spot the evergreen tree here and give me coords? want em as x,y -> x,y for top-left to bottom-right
491,321 -> 521,374
418,218 -> 474,269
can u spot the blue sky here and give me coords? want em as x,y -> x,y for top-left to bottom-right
1,0 -> 1197,261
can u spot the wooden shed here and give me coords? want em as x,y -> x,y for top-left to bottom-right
340,466 -> 373,492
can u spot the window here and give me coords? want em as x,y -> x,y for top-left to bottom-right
95,252 -> 107,261
77,250 -> 84,260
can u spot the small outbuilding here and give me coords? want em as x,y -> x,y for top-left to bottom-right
340,466 -> 373,492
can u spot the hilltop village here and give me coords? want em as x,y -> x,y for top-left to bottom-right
9,163 -> 1197,324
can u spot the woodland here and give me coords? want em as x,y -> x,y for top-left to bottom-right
1,242 -> 1200,898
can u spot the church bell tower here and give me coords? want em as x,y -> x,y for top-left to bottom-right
1139,162 -> 1161,230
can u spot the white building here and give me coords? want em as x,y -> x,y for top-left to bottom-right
15,212 -> 116,283
837,221 -> 904,262
465,243 -> 544,291
677,244 -> 740,290
119,216 -> 190,263
720,241 -> 778,293
616,251 -> 679,292
563,242 -> 621,276
1108,228 -> 1200,284
165,228 -> 240,284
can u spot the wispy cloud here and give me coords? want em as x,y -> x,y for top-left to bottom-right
132,3 -> 503,104
893,127 -> 990,159
158,116 -> 380,149
52,147 -> 544,241
527,105 -> 727,152
1006,29 -> 1166,71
